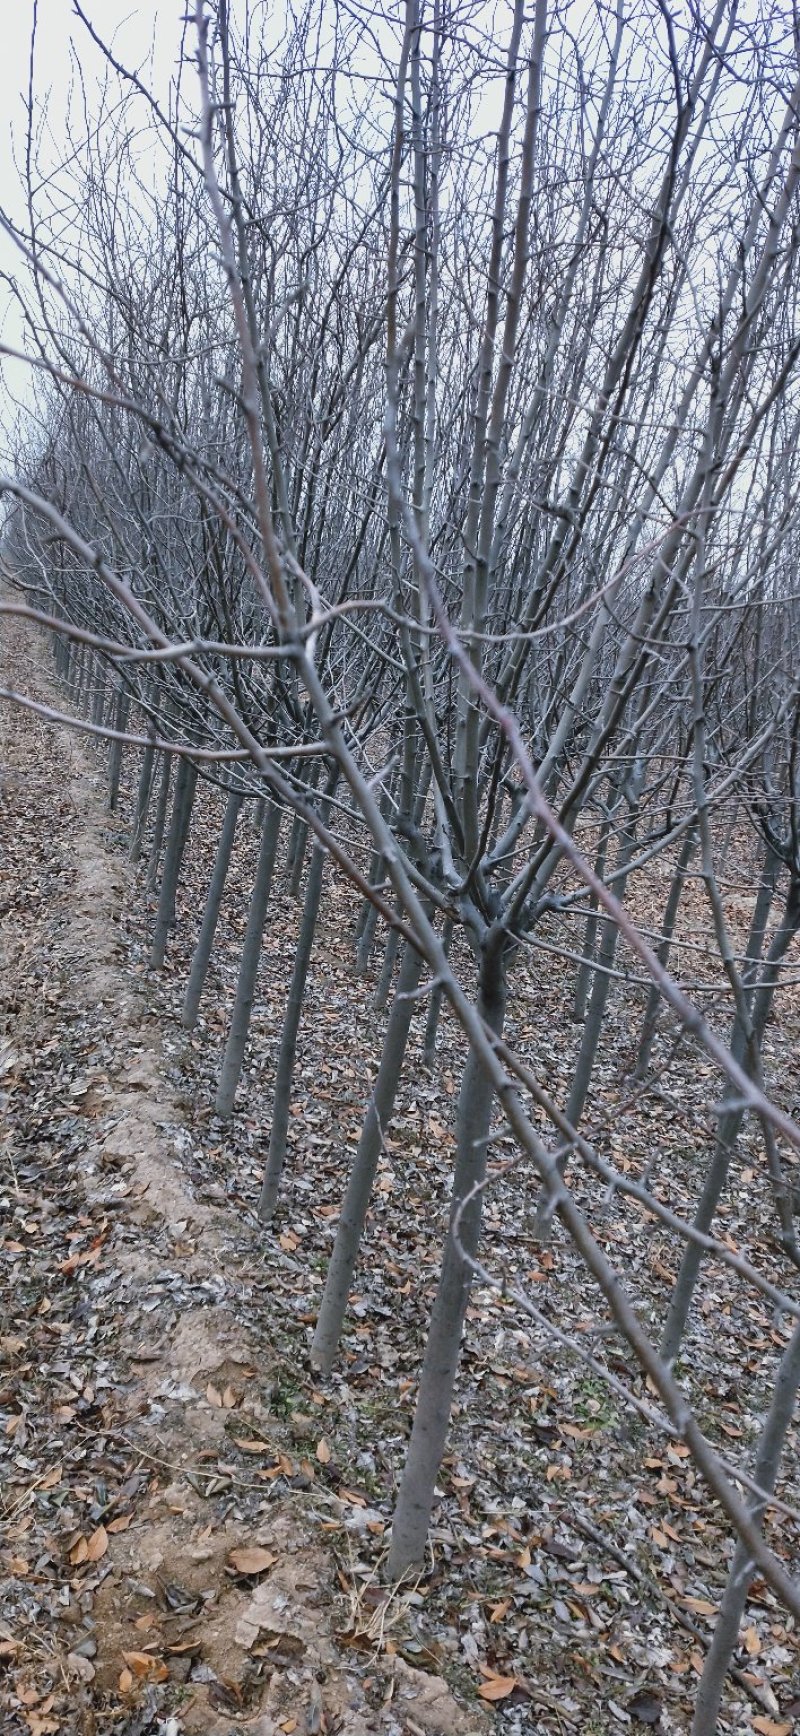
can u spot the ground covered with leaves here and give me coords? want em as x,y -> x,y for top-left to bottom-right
2,616 -> 800,1735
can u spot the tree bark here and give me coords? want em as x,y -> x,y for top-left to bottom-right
373,918 -> 401,1011
662,875 -> 800,1365
572,815 -> 611,1022
258,786 -> 336,1221
149,756 -> 198,969
691,1317 -> 800,1734
387,938 -> 507,1580
129,735 -> 156,863
107,681 -> 130,811
145,751 -> 173,892
424,916 -> 453,1066
634,826 -> 696,1077
215,799 -> 282,1118
182,788 -> 243,1029
311,937 -> 426,1372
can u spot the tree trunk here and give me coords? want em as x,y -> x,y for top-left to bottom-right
90,661 -> 106,731
424,917 -> 453,1066
258,784 -> 337,1222
373,918 -> 401,1011
149,756 -> 198,969
129,736 -> 156,863
634,826 -> 696,1077
215,800 -> 282,1119
311,937 -> 426,1372
661,874 -> 800,1365
107,681 -> 130,811
145,752 -> 173,892
182,788 -> 243,1029
534,803 -> 638,1243
387,939 -> 507,1580
691,1317 -> 800,1735
285,807 -> 308,892
572,815 -> 611,1022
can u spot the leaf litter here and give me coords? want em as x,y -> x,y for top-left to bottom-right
2,613 -> 800,1733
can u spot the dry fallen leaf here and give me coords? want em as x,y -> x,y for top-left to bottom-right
226,1546 -> 277,1576
316,1437 -> 331,1464
752,1720 -> 792,1736
118,1669 -> 133,1694
86,1525 -> 108,1562
121,1650 -> 168,1681
477,1674 -> 518,1702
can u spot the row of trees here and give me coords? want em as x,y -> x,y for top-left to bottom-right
3,3 -> 800,1724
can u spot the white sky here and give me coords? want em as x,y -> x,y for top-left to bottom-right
0,1 -> 178,423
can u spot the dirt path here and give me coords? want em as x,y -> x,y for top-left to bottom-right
0,615 -> 485,1736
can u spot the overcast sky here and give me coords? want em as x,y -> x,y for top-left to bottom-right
0,1 -> 178,420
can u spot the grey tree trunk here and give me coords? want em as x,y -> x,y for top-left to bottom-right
373,919 -> 401,1011
424,917 -> 453,1067
565,817 -> 638,1130
90,661 -> 106,730
182,788 -> 244,1029
285,807 -> 308,894
258,793 -> 335,1222
354,782 -> 396,969
129,736 -> 156,863
661,876 -> 800,1365
634,827 -> 696,1077
356,869 -> 382,975
387,941 -> 507,1580
533,804 -> 639,1243
311,938 -> 426,1373
215,800 -> 282,1119
572,816 -> 611,1022
145,752 -> 173,892
149,756 -> 198,969
691,1317 -> 800,1735
107,681 -> 130,812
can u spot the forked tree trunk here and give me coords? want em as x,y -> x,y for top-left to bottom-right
182,788 -> 243,1029
662,874 -> 800,1365
215,800 -> 282,1118
258,780 -> 338,1222
311,937 -> 426,1372
387,939 -> 507,1580
634,826 -> 696,1077
150,756 -> 198,969
691,1317 -> 800,1734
